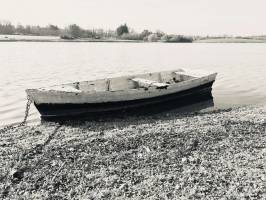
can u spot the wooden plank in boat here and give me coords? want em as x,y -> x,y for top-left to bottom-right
174,71 -> 196,81
132,78 -> 169,89
41,85 -> 81,93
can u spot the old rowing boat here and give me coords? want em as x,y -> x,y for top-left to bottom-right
26,69 -> 217,119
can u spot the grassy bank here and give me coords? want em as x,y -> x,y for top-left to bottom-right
195,38 -> 266,43
0,106 -> 266,199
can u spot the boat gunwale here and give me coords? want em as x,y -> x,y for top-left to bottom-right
26,68 -> 216,94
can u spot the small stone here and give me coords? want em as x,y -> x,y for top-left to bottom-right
181,157 -> 187,163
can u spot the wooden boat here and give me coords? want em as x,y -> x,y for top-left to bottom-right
26,69 -> 217,120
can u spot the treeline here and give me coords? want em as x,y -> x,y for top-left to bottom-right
0,22 -> 61,36
0,22 -> 193,42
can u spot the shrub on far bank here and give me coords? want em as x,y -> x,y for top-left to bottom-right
60,35 -> 75,40
116,24 -> 129,36
120,33 -> 143,40
119,32 -> 193,43
66,24 -> 83,38
118,29 -> 153,41
161,34 -> 193,43
147,33 -> 160,42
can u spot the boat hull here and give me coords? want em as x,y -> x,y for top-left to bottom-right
36,81 -> 215,120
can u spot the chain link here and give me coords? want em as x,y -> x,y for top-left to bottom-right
0,95 -> 33,134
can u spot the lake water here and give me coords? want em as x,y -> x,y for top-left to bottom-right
0,42 -> 266,126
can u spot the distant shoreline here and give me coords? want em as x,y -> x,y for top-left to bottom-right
0,38 -> 145,43
1,35 -> 266,43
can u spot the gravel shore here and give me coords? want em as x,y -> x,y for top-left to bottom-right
0,106 -> 265,199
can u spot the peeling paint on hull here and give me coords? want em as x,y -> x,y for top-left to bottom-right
37,81 -> 215,121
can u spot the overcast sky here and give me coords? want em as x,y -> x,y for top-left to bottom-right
0,0 -> 265,36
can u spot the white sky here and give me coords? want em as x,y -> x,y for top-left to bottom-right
0,0 -> 265,36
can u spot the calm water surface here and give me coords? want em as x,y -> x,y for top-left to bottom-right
0,42 -> 266,126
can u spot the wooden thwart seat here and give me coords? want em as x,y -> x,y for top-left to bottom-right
132,78 -> 169,89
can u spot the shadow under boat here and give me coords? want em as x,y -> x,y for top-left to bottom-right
40,86 -> 215,124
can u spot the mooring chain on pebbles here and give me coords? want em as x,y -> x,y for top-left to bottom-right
1,124 -> 63,198
0,96 -> 32,134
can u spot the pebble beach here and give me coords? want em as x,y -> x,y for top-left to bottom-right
0,106 -> 266,199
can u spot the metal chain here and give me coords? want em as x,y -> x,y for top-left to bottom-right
0,95 -> 33,134
20,95 -> 33,126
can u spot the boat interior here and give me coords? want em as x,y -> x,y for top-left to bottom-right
55,70 -> 197,93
